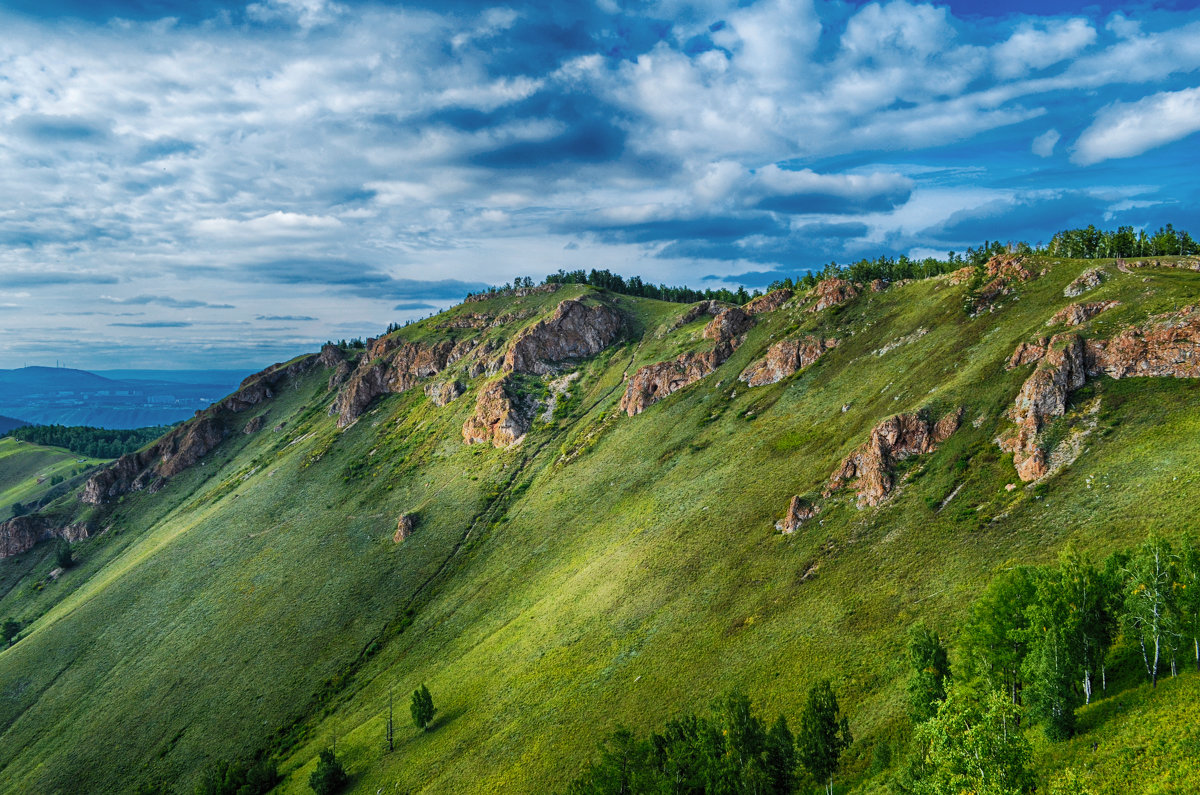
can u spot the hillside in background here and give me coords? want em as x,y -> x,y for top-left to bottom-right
0,417 -> 27,435
3,253 -> 1200,793
0,367 -> 252,429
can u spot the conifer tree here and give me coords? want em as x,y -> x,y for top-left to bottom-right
906,623 -> 951,722
411,684 -> 436,731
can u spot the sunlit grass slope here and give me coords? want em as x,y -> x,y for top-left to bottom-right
1,258 -> 1199,793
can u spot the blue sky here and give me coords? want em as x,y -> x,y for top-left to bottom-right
0,0 -> 1197,369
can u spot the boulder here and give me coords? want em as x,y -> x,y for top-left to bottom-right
827,408 -> 962,506
503,299 -> 623,375
243,415 -> 265,435
776,496 -> 819,534
741,336 -> 838,387
394,514 -> 415,543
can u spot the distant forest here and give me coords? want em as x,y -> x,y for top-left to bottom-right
4,424 -> 173,459
463,223 -> 1198,306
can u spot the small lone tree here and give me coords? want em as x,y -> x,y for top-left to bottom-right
2,618 -> 20,648
54,539 -> 75,570
411,683 -> 436,731
309,749 -> 348,795
797,679 -> 852,795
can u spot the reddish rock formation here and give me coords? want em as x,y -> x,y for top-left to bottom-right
503,299 -> 623,375
394,514 -> 415,543
869,279 -> 887,292
776,496 -> 819,534
1001,334 -> 1088,481
621,307 -> 752,415
462,375 -> 536,447
1006,338 -> 1048,370
221,353 -> 320,413
619,348 -> 729,416
1064,268 -> 1106,298
671,300 -> 721,330
969,254 -> 1037,313
82,414 -> 226,505
702,306 -> 752,343
1088,306 -> 1200,379
1048,301 -> 1120,327
740,336 -> 838,387
333,337 -> 474,427
743,289 -> 793,315
1,516 -> 90,559
808,278 -> 859,313
947,267 -> 975,286
827,409 -> 962,506
424,379 -> 465,407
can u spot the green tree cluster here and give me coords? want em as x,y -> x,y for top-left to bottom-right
566,683 -> 850,794
5,423 -> 173,459
411,683 -> 436,731
193,756 -> 279,795
308,749 -> 348,795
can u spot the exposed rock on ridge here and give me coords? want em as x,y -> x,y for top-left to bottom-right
826,409 -> 962,506
332,337 -> 473,428
777,496 -> 819,534
1064,268 -> 1106,297
740,336 -> 838,387
808,278 -> 859,313
744,289 -> 793,315
620,308 -> 753,416
503,299 -> 623,375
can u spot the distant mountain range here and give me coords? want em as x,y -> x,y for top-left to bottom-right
0,366 -> 252,429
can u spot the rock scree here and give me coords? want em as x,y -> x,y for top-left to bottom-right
1064,267 -> 1107,297
741,336 -> 838,387
826,408 -> 963,506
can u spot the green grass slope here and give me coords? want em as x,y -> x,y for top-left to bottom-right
0,437 -> 102,522
1,259 -> 1199,793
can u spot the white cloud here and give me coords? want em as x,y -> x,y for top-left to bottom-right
993,18 -> 1096,78
1072,86 -> 1200,165
1032,129 -> 1060,157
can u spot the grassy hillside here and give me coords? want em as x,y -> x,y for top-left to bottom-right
1,257 -> 1199,793
0,437 -> 102,522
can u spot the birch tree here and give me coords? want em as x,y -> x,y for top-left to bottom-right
1122,536 -> 1178,687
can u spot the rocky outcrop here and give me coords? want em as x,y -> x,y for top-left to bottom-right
1,516 -> 90,559
1048,301 -> 1120,327
808,278 -> 859,313
741,336 -> 838,387
394,514 -> 415,543
333,337 -> 474,427
1001,334 -> 1088,481
670,300 -> 722,330
969,254 -> 1036,314
328,359 -> 352,390
827,409 -> 962,506
503,299 -> 623,375
243,415 -> 265,435
948,267 -> 975,286
776,496 -> 819,534
1064,268 -> 1106,298
82,414 -> 226,504
744,289 -> 793,315
619,348 -> 729,416
318,343 -> 344,369
424,379 -> 465,407
702,306 -> 752,343
1003,307 -> 1200,480
462,375 -> 536,447
621,308 -> 752,415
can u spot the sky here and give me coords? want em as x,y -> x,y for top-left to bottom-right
0,0 -> 1197,370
